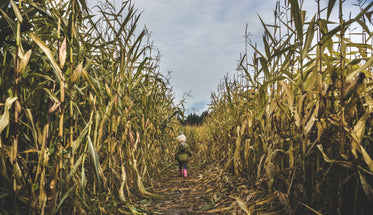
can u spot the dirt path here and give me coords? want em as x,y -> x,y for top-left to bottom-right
137,153 -> 294,215
146,159 -> 214,214
141,156 -> 270,214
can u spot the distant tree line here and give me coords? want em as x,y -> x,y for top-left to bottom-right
179,111 -> 209,125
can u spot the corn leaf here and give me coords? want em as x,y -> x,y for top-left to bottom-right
54,183 -> 76,213
289,0 -> 303,43
18,49 -> 32,76
358,171 -> 373,201
28,32 -> 63,83
347,56 -> 373,82
10,0 -> 22,23
0,97 -> 18,134
66,153 -> 84,183
59,38 -> 67,69
87,136 -> 100,185
81,162 -> 87,191
302,15 -> 316,60
327,0 -> 337,20
305,104 -> 319,135
72,120 -> 92,155
0,8 -> 16,35
232,196 -> 250,214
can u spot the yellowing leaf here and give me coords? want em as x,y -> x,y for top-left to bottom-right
305,104 -> 319,135
358,171 -> 373,201
0,97 -> 18,134
347,56 -> 373,82
18,49 -> 32,76
70,62 -> 83,83
360,146 -> 373,172
28,32 -> 63,82
10,0 -> 23,22
87,136 -> 100,185
232,196 -> 250,214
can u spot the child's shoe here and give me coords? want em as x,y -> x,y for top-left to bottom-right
178,169 -> 182,177
183,169 -> 187,178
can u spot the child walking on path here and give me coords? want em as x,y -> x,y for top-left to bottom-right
175,132 -> 192,177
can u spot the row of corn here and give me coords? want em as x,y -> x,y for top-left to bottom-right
188,0 -> 373,214
0,0 -> 182,214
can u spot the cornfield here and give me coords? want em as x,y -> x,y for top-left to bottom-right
2,0 -> 373,214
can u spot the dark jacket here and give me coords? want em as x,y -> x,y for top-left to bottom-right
175,143 -> 192,162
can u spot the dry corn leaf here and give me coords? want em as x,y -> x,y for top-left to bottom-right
360,146 -> 373,173
10,0 -> 22,22
59,38 -> 67,69
205,207 -> 231,214
305,104 -> 319,135
232,196 -> 250,214
48,102 -> 61,113
70,62 -> 83,83
348,113 -> 368,161
0,97 -> 17,134
298,201 -> 322,215
119,165 -> 127,202
18,49 -> 32,76
347,55 -> 373,82
358,171 -> 373,201
28,32 -> 64,82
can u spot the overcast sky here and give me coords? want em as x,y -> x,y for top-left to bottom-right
132,0 -> 276,114
88,0 -> 361,114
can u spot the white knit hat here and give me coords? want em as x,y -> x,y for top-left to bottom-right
177,134 -> 186,142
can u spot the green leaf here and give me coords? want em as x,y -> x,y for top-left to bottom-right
87,136 -> 100,185
289,0 -> 303,43
66,153 -> 84,183
259,57 -> 270,80
0,8 -> 16,35
72,120 -> 92,155
302,15 -> 316,60
258,15 -> 276,44
54,183 -> 76,213
43,88 -> 59,103
327,0 -> 337,20
263,35 -> 271,59
239,55 -> 255,87
347,56 -> 373,82
25,109 -> 38,149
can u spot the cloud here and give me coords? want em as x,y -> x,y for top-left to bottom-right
90,0 -> 366,114
133,0 -> 277,112
87,0 -> 284,113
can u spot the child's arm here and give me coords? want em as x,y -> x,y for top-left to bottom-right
187,144 -> 192,157
175,145 -> 180,160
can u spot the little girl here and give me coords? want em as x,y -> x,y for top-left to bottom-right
175,132 -> 192,177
